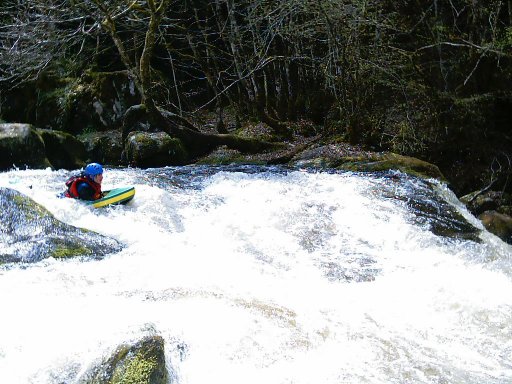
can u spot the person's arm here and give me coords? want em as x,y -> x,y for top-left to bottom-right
76,182 -> 96,201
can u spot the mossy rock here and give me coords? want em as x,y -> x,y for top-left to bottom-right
337,152 -> 445,180
34,76 -> 78,131
79,130 -> 124,166
0,187 -> 122,264
2,71 -> 139,135
34,71 -> 139,134
195,146 -> 261,165
38,128 -> 87,170
0,123 -> 52,170
292,144 -> 445,180
70,71 -> 138,134
125,131 -> 188,167
78,336 -> 168,384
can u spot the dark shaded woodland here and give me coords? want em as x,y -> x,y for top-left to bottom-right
1,0 -> 511,195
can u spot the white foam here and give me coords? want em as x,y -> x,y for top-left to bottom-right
0,168 -> 511,383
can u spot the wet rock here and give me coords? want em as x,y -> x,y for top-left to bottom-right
460,190 -> 512,243
378,173 -> 481,241
78,336 -> 168,384
478,210 -> 512,244
79,130 -> 124,165
291,144 -> 445,180
460,190 -> 507,216
124,131 -> 188,167
0,187 -> 122,264
38,128 -> 87,170
320,257 -> 379,283
0,123 -> 51,170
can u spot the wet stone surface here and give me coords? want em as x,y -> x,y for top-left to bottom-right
0,187 -> 123,264
377,172 -> 481,242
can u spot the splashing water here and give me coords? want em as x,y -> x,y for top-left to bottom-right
0,166 -> 511,384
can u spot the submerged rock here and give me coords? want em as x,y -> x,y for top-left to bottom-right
378,173 -> 481,241
78,336 -> 168,384
319,258 -> 379,283
0,187 -> 122,264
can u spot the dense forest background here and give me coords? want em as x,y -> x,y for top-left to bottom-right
1,0 -> 511,195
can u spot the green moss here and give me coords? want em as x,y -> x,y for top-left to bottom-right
126,132 -> 188,166
12,194 -> 27,206
38,79 -> 75,109
81,125 -> 97,135
50,244 -> 91,259
83,337 -> 168,384
334,152 -> 445,180
339,160 -> 427,178
12,194 -> 50,220
133,133 -> 156,147
36,77 -> 82,129
111,353 -> 159,384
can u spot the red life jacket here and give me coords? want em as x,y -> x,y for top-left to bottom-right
64,175 -> 102,200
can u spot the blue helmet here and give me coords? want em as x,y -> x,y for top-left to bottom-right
84,163 -> 103,177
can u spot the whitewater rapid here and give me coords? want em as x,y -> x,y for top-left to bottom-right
0,166 -> 511,384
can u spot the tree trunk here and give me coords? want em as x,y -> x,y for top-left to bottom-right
139,0 -> 169,115
93,0 -> 280,160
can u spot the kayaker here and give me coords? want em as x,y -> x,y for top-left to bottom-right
64,163 -> 104,201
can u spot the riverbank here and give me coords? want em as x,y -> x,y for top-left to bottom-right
2,119 -> 511,244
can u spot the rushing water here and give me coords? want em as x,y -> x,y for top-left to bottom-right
0,166 -> 511,384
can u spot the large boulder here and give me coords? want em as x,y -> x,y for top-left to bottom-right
291,144 -> 445,180
38,128 -> 87,170
124,131 -> 188,168
0,187 -> 123,264
79,130 -> 124,165
1,72 -> 140,134
78,336 -> 168,384
67,71 -> 140,135
0,123 -> 51,170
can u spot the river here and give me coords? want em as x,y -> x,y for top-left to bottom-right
0,166 -> 511,383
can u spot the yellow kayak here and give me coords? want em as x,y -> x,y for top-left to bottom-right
86,187 -> 136,208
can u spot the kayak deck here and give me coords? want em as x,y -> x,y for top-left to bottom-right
86,187 -> 135,208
